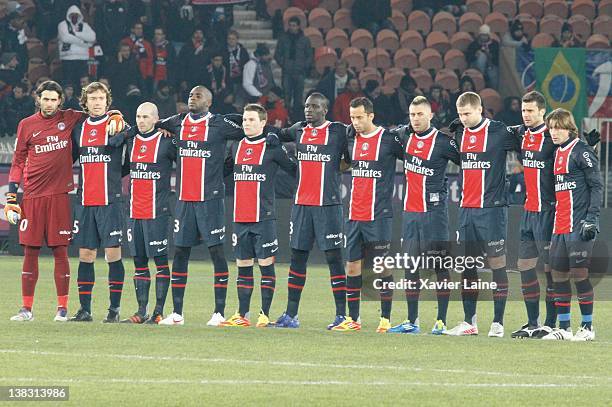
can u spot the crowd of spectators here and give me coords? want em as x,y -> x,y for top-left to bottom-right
0,0 -> 551,139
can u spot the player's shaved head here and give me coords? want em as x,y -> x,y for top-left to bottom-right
136,102 -> 159,133
138,102 -> 159,118
188,86 -> 212,115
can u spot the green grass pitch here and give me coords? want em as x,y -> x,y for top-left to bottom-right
1,256 -> 612,406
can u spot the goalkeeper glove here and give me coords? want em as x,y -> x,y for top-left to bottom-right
579,215 -> 599,241
106,110 -> 126,136
4,187 -> 21,225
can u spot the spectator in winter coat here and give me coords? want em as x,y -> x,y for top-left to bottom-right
58,5 -> 96,82
121,22 -> 154,94
332,78 -> 364,125
274,16 -> 313,117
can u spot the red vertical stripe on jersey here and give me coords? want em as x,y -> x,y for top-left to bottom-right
179,114 -> 210,201
523,167 -> 541,212
553,190 -> 572,234
349,128 -> 383,221
295,122 -> 330,206
460,120 -> 489,208
80,117 -> 109,206
405,172 -> 425,212
233,138 -> 266,222
403,129 -> 437,212
130,134 -> 161,219
553,138 -> 578,234
234,182 -> 259,222
522,127 -> 546,212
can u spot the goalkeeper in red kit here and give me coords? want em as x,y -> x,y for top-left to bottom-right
4,80 -> 124,322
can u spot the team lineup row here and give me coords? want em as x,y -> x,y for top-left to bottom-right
4,81 -> 603,342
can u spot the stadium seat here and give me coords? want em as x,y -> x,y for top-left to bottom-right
28,64 -> 50,84
325,27 -> 349,49
340,47 -> 365,70
434,69 -> 459,91
391,0 -> 413,14
599,0 -> 612,17
463,69 -> 485,91
426,31 -> 451,55
266,0 -> 289,16
518,0 -> 543,19
459,12 -> 483,36
492,0 -> 516,19
586,34 -> 610,49
383,67 -> 405,89
407,10 -> 431,35
444,49 -> 467,71
450,31 -> 473,52
531,32 -> 555,48
358,67 -> 382,86
283,7 -> 307,29
333,8 -> 353,32
543,0 -> 568,19
432,11 -> 457,37
376,29 -> 400,52
366,48 -> 392,70
27,56 -> 45,72
400,30 -> 425,53
568,15 -> 592,41
350,29 -> 374,49
466,0 -> 490,19
484,12 -> 508,36
305,27 -> 324,48
319,0 -> 340,12
49,59 -> 62,79
593,15 -> 612,39
47,38 -> 58,60
389,10 -> 407,33
539,14 -> 564,39
26,38 -> 46,60
393,48 -> 418,70
481,88 -> 503,114
308,8 -> 333,32
418,48 -> 443,71
410,68 -> 433,92
314,46 -> 337,74
515,14 -> 537,39
571,0 -> 596,20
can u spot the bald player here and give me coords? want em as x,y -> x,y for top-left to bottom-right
156,86 -> 244,326
119,102 -> 177,323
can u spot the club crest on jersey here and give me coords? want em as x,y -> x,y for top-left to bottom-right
558,156 -> 563,164
246,148 -> 253,156
529,134 -> 535,142
417,141 -> 424,148
140,145 -> 147,153
191,125 -> 198,132
90,129 -> 97,136
362,142 -> 369,151
311,129 -> 318,136
58,122 -> 66,131
469,135 -> 476,144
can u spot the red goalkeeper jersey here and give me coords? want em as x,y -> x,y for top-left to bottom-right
9,109 -> 85,198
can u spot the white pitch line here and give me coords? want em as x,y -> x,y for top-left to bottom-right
1,349 -> 612,383
0,377 -> 599,388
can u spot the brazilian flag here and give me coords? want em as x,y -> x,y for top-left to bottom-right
535,48 -> 587,126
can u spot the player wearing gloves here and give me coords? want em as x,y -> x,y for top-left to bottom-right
542,108 -> 603,341
5,80 -> 124,322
